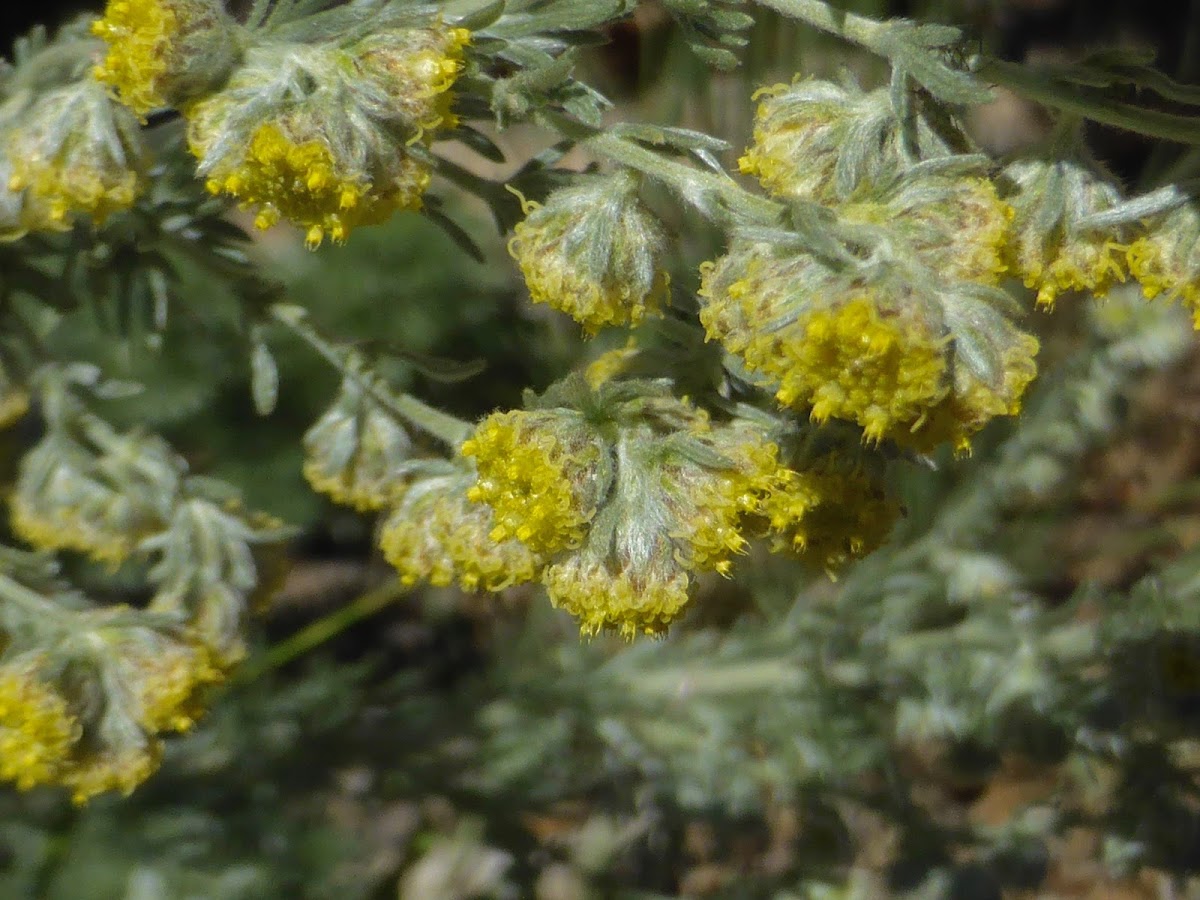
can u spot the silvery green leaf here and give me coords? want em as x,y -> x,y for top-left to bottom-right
250,336 -> 279,417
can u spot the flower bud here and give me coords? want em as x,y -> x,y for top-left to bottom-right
303,377 -> 413,512
0,656 -> 78,791
698,240 -> 1038,450
461,408 -> 609,555
11,425 -> 183,564
1126,199 -> 1200,325
508,173 -> 671,334
738,79 -> 951,205
379,467 -> 544,592
92,0 -> 243,116
186,22 -> 468,247
841,174 -> 1013,286
1003,153 -> 1133,307
763,453 -> 899,573
5,79 -> 149,230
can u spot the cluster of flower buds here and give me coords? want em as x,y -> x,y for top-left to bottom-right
90,0 -> 470,247
0,549 -> 224,803
1,374 -> 289,799
508,172 -> 672,334
447,376 -> 897,637
700,78 -> 1045,451
0,20 -> 150,237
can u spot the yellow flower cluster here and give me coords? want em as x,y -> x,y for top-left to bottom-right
185,23 -> 469,247
10,428 -> 180,565
92,0 -> 238,116
379,471 -> 544,593
739,79 -> 951,204
4,80 -> 147,231
763,455 -> 899,573
0,628 -> 224,803
1126,201 -> 1200,324
508,175 -> 671,334
462,410 -> 605,555
700,80 -> 1052,452
0,660 -> 78,792
1002,156 -> 1135,308
450,393 -> 872,638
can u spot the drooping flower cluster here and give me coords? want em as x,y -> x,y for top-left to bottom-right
0,613 -> 223,804
1002,152 -> 1136,307
0,17 -> 153,238
699,237 -> 1038,451
702,79 -> 1045,451
508,172 -> 672,333
185,21 -> 469,247
1126,199 -> 1200,325
302,376 -> 414,512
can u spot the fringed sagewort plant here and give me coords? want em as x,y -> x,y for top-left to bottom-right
1,0 -> 1200,841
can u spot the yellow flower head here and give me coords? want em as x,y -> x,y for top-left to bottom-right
1003,155 -> 1133,307
699,240 -> 1039,450
0,658 -> 79,791
739,79 -> 949,205
379,469 -> 544,592
461,408 -> 607,555
543,555 -> 691,640
764,454 -> 899,573
11,429 -> 178,565
508,173 -> 671,334
6,80 -> 148,231
92,0 -> 242,116
351,23 -> 471,137
536,416 -> 781,638
187,24 -> 466,248
114,630 -> 224,734
1126,200 -> 1200,325
302,379 -> 413,512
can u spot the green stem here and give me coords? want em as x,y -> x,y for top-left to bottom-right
536,110 -> 781,224
271,305 -> 473,447
977,58 -> 1200,146
231,578 -> 407,683
752,0 -> 891,53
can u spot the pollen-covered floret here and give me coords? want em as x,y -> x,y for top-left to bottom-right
5,80 -> 148,231
113,629 -> 224,734
508,173 -> 671,334
302,380 -> 412,512
379,469 -> 544,592
764,454 -> 899,573
1126,200 -> 1200,325
0,658 -> 79,791
1003,155 -> 1133,307
462,409 -> 608,555
92,0 -> 241,116
187,23 -> 467,247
